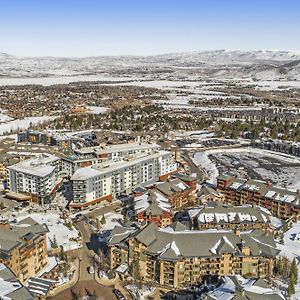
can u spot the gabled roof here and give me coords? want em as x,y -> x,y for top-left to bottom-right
135,223 -> 158,246
168,221 -> 188,232
108,226 -> 136,246
155,178 -> 190,196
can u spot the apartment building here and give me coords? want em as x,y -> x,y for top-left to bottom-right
74,143 -> 161,162
70,150 -> 177,208
0,218 -> 48,283
194,202 -> 271,231
155,178 -> 194,208
7,154 -> 61,204
17,130 -> 73,150
134,189 -> 172,227
217,173 -> 300,219
108,223 -> 278,289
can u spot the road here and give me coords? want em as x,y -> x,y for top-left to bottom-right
48,202 -> 122,300
182,150 -> 206,181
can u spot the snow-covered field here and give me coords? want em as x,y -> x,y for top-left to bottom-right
0,116 -> 54,135
0,111 -> 13,123
18,213 -> 81,251
87,106 -> 109,114
0,74 -> 130,86
191,147 -> 300,189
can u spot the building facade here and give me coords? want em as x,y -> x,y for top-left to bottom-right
108,223 -> 278,289
134,190 -> 172,227
0,218 -> 48,283
7,154 -> 61,204
217,173 -> 300,219
70,150 -> 177,208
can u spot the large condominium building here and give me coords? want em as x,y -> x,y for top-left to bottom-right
154,178 -> 195,208
217,173 -> 300,219
70,150 -> 177,208
7,154 -> 61,204
60,143 -> 163,177
193,202 -> 271,231
108,223 -> 278,289
0,218 -> 48,283
74,143 -> 161,162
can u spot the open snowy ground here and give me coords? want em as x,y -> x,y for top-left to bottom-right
87,106 -> 109,114
17,213 -> 81,251
0,111 -> 13,123
101,212 -> 124,231
192,147 -> 300,189
0,116 -> 54,136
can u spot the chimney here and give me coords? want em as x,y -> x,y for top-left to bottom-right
235,226 -> 241,237
267,181 -> 272,188
0,219 -> 10,229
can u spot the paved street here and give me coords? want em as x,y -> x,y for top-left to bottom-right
48,203 -> 122,300
182,150 -> 206,181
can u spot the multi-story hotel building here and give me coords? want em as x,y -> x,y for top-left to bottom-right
7,154 -> 61,205
70,150 -> 177,208
60,143 -> 163,177
0,218 -> 48,283
108,223 -> 278,289
74,143 -> 161,163
194,202 -> 271,231
217,173 -> 300,219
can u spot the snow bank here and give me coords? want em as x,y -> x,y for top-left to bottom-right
192,152 -> 219,184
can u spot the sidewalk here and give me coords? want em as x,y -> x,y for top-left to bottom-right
95,271 -> 132,299
48,258 -> 80,297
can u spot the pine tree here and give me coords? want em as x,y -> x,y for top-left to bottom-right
288,279 -> 295,297
291,258 -> 298,284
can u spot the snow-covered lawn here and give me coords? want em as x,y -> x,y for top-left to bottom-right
0,116 -> 54,135
87,106 -> 109,114
101,212 -> 124,231
277,221 -> 300,299
18,213 -> 81,251
0,111 -> 13,123
126,284 -> 155,300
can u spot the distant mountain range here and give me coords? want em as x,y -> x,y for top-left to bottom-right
1,50 -> 300,80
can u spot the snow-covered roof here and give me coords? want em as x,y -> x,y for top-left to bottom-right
71,150 -> 172,180
8,154 -> 59,177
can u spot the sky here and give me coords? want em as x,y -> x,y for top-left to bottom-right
0,0 -> 300,57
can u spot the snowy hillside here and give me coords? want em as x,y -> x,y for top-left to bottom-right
0,50 -> 300,79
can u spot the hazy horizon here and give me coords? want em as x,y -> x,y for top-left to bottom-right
2,48 -> 300,59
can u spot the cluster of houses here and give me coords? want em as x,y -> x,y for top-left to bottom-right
209,106 -> 300,123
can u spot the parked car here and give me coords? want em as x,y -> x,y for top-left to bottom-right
113,289 -> 125,300
88,266 -> 94,274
